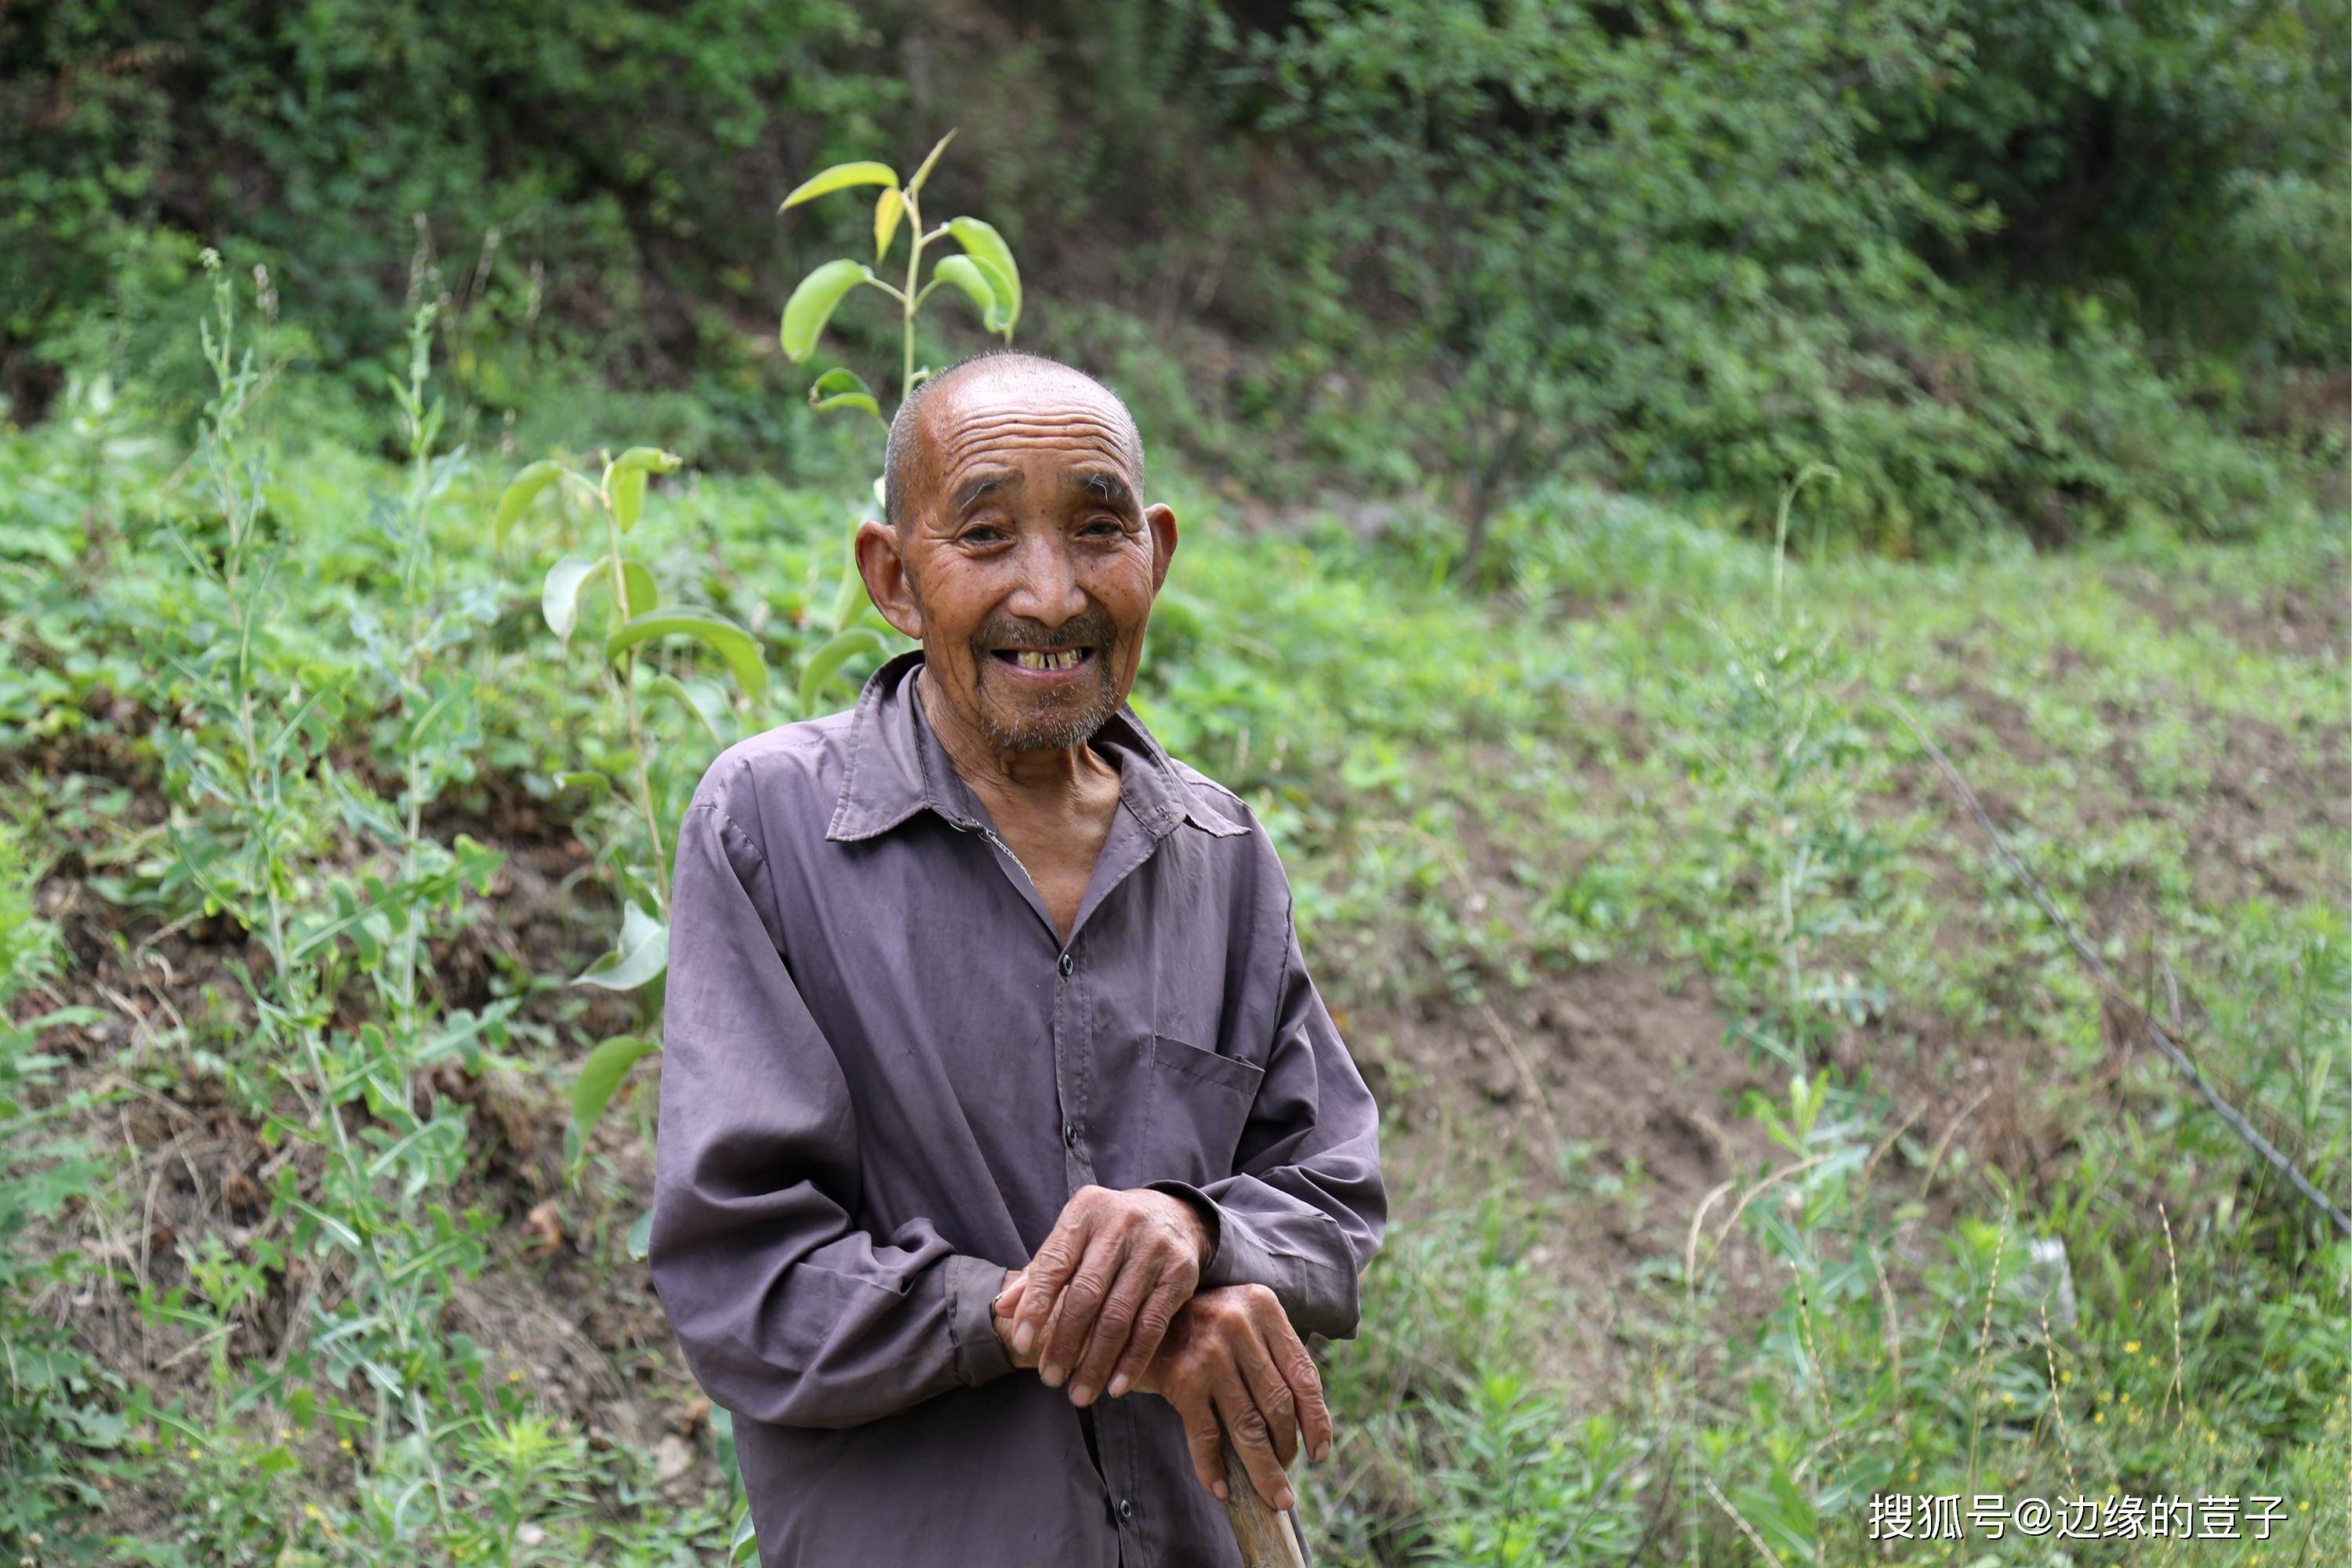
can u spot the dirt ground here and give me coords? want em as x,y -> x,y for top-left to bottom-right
1351,960 -> 1788,1392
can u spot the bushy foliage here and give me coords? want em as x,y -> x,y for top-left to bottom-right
1211,0 -> 2329,557
1,0 -> 894,428
6,0 -> 2339,558
1875,0 -> 2352,366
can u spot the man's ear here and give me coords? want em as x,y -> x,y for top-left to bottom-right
855,518 -> 925,641
1144,502 -> 1178,595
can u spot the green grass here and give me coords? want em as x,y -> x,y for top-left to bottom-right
1,326 -> 2344,1564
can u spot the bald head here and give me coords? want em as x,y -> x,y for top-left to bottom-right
883,350 -> 1145,535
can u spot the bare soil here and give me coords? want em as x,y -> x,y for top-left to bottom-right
1349,960 -> 1788,1396
2105,561 -> 2351,665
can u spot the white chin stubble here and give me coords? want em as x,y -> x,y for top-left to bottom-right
982,657 -> 1116,750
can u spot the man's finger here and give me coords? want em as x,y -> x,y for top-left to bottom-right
1011,1209 -> 1091,1358
1229,1322 -> 1301,1468
1172,1387 -> 1228,1501
1038,1229 -> 1128,1388
1105,1272 -> 1190,1399
1214,1381 -> 1294,1512
1247,1303 -> 1330,1462
1066,1254 -> 1156,1405
993,1272 -> 1030,1362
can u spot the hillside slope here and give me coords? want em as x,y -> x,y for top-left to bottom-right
3,385 -> 2345,1560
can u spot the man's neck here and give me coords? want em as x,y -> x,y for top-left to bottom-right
915,663 -> 1121,821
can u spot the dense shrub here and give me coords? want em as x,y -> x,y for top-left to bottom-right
1873,0 -> 2352,367
3,0 -> 2341,554
1212,0 -> 2330,556
1,0 -> 895,424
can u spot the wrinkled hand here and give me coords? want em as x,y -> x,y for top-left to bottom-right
992,1185 -> 1212,1407
1139,1284 -> 1331,1512
996,1277 -> 1335,1512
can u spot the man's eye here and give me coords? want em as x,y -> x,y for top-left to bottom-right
1081,517 -> 1123,536
961,525 -> 1007,543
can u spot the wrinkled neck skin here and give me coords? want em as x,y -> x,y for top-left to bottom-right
915,661 -> 1121,825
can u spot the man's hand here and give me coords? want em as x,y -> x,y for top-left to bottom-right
991,1185 -> 1211,1407
1135,1283 -> 1331,1512
996,1275 -> 1335,1513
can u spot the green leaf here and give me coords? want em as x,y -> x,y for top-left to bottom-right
827,528 -> 869,630
781,259 -> 877,363
494,459 -> 564,549
948,218 -> 1021,335
778,160 -> 897,212
287,1196 -> 365,1255
966,256 -> 1017,336
553,770 -> 610,797
809,366 -> 881,424
569,1033 -> 661,1144
609,445 -> 682,477
626,1207 -> 655,1263
651,673 -> 734,748
619,558 -> 658,617
612,466 -> 648,531
606,448 -> 681,532
873,186 -> 904,262
728,1503 -> 760,1563
25,1005 -> 106,1030
542,555 -> 601,642
575,903 -> 669,991
798,626 -> 886,717
606,606 -> 770,704
609,448 -> 682,526
812,390 -> 879,421
454,832 -> 503,895
544,556 -> 657,641
710,1405 -> 736,1464
17,1156 -> 98,1220
929,256 -> 1006,333
906,130 -> 956,198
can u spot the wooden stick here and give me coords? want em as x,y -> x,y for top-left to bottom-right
1219,1442 -> 1308,1568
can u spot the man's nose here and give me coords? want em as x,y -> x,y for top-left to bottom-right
1004,532 -> 1088,627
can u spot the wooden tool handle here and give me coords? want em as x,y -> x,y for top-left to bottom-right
1218,1440 -> 1308,1568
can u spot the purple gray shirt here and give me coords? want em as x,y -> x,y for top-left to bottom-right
650,648 -> 1387,1566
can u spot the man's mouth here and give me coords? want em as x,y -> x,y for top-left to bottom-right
991,647 -> 1096,674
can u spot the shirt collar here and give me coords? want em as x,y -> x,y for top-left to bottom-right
825,648 -> 1247,843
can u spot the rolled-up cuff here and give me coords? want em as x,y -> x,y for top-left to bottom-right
1142,1178 -> 1234,1282
1140,1182 -> 1363,1339
944,1254 -> 1015,1387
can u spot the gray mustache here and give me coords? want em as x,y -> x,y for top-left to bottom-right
978,615 -> 1116,652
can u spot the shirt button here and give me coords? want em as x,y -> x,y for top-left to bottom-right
1062,1120 -> 1078,1149
1058,951 -> 1074,978
1116,1497 -> 1134,1523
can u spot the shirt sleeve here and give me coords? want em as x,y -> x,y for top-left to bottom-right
648,797 -> 1014,1429
1148,887 -> 1387,1341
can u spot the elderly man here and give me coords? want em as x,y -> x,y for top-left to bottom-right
649,350 -> 1386,1566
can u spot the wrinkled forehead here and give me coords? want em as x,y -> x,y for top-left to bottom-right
917,366 -> 1142,495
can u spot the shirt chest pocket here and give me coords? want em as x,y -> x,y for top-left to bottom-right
1138,1033 -> 1264,1185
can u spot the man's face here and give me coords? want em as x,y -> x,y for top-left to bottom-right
860,365 -> 1176,753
